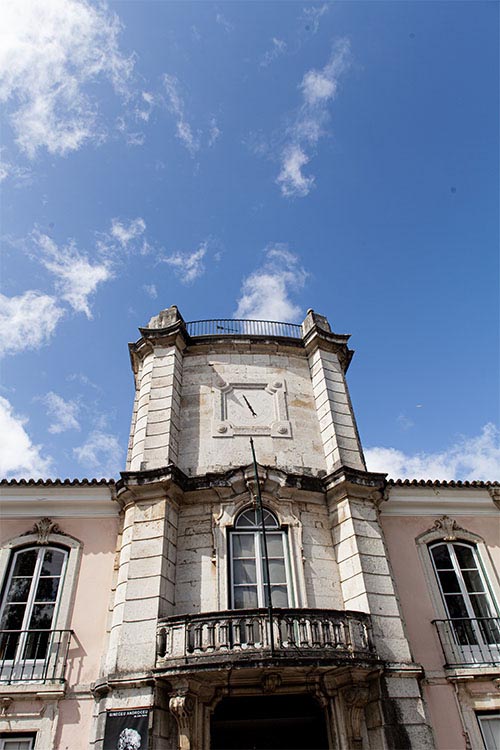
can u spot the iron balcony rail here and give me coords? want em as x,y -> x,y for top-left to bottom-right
185,319 -> 302,339
0,629 -> 73,684
433,617 -> 500,668
156,608 -> 376,667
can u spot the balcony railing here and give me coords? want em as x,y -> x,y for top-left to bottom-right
156,608 -> 376,669
185,319 -> 302,339
433,618 -> 500,668
0,629 -> 73,684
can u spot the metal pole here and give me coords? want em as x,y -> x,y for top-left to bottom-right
249,437 -> 275,655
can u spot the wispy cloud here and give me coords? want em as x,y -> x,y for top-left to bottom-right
162,242 -> 207,284
235,245 -> 308,321
42,391 -> 80,434
260,38 -> 287,68
143,283 -> 158,299
216,12 -> 234,33
74,429 -> 123,477
208,117 -> 221,146
110,217 -> 147,248
277,38 -> 351,197
32,231 -> 111,319
0,0 -> 134,158
365,424 -> 500,481
300,4 -> 330,36
163,74 -> 200,155
0,291 -> 64,358
0,150 -> 33,186
0,396 -> 52,478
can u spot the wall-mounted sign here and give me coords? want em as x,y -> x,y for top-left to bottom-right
103,708 -> 149,750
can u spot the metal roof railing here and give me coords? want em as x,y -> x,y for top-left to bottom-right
185,319 -> 302,339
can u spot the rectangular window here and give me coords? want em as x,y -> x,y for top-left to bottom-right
0,736 -> 36,750
477,713 -> 500,750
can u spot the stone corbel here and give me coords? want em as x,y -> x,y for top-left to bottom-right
340,683 -> 370,750
169,692 -> 196,750
487,487 -> 500,509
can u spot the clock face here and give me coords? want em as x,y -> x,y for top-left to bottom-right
225,387 -> 274,427
211,378 -> 292,438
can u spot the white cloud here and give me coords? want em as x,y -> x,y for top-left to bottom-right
32,231 -> 111,318
365,424 -> 500,481
0,0 -> 134,157
277,38 -> 351,198
143,283 -> 158,299
277,145 -> 314,198
260,38 -> 287,68
110,217 -> 146,247
208,117 -> 221,146
162,242 -> 207,283
0,291 -> 64,357
0,150 -> 32,186
43,391 -> 80,434
235,245 -> 308,321
163,74 -> 200,155
73,430 -> 123,477
215,12 -> 234,33
300,4 -> 329,35
0,396 -> 52,478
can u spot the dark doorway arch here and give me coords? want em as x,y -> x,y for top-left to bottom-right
211,693 -> 329,750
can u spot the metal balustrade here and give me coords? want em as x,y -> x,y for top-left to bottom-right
0,629 -> 73,684
433,618 -> 500,668
156,608 -> 376,668
185,319 -> 302,339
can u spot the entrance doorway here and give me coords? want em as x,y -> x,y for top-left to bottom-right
211,694 -> 329,750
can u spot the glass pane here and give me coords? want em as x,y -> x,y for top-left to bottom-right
445,595 -> 469,619
6,578 -> 31,603
469,594 -> 495,619
268,559 -> 286,584
266,534 -> 284,557
24,629 -> 50,660
232,534 -> 255,557
431,544 -> 453,569
454,545 -> 476,570
35,577 -> 61,602
462,569 -> 486,594
233,559 -> 257,585
271,586 -> 289,607
0,604 -> 26,630
40,549 -> 65,576
478,716 -> 500,750
233,586 -> 258,609
437,570 -> 460,593
235,509 -> 258,528
3,740 -> 34,750
0,629 -> 21,659
453,619 -> 477,646
12,549 -> 38,577
262,510 -> 279,528
28,603 -> 55,630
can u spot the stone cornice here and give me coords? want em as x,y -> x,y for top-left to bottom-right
323,466 -> 387,504
302,324 -> 354,372
0,483 -> 118,518
381,484 -> 500,516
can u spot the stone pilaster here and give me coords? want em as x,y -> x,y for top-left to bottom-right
303,310 -> 366,473
105,476 -> 180,676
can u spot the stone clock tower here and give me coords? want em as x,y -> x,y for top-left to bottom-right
126,305 -> 366,477
92,306 -> 434,750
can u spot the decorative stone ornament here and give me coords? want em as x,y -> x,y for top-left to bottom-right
169,693 -> 196,750
30,517 -> 62,545
431,515 -> 465,541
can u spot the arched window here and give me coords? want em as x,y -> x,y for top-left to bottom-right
0,546 -> 68,667
429,541 -> 500,647
229,508 -> 290,609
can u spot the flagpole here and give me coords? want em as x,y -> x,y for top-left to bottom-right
249,437 -> 275,655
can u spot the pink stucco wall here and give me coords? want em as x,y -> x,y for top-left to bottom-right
381,513 -> 500,750
0,516 -> 119,747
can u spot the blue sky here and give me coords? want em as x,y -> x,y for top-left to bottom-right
0,0 -> 498,481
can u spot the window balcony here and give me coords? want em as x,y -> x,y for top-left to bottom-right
0,629 -> 73,684
433,618 -> 500,668
156,608 -> 377,672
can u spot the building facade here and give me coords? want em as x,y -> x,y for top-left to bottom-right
0,306 -> 498,749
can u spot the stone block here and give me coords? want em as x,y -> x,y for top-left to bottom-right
384,677 -> 422,699
123,596 -> 159,622
126,574 -> 163,600
363,573 -> 395,595
132,518 -> 165,541
130,537 -> 165,559
128,555 -> 164,580
366,592 -> 401,617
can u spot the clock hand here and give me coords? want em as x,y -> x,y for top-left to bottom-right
242,394 -> 257,418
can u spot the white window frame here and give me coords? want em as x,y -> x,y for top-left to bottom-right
229,507 -> 294,610
0,529 -> 82,684
0,546 -> 69,676
0,736 -> 36,750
